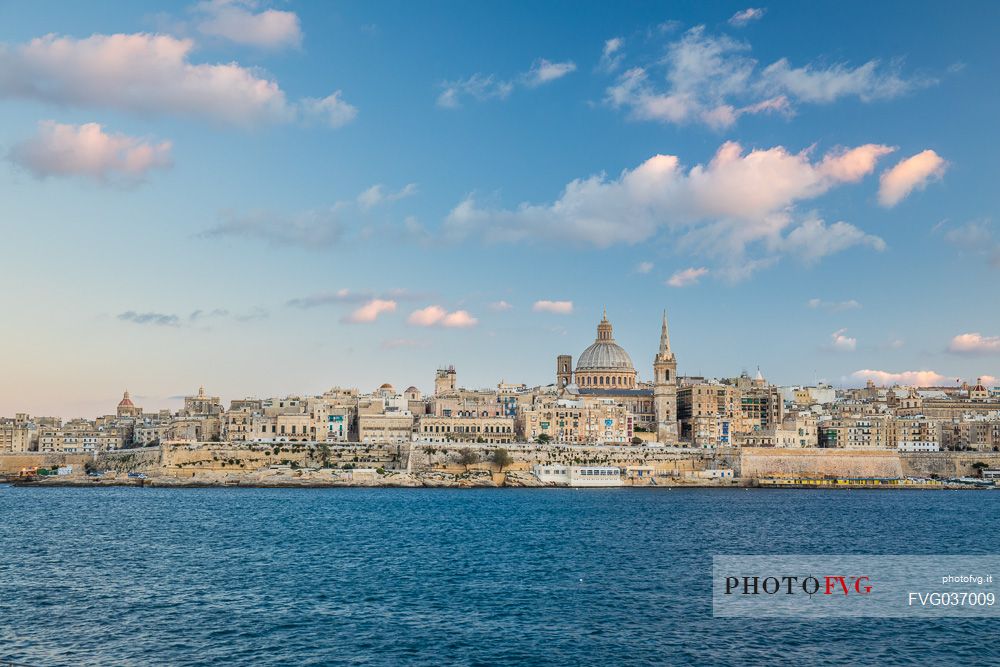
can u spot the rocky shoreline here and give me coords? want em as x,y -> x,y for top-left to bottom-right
5,469 -> 741,489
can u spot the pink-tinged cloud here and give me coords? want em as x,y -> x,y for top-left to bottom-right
666,267 -> 708,287
0,33 -> 353,127
407,305 -> 478,328
980,375 -> 998,386
851,369 -> 950,387
489,300 -> 513,311
948,332 -> 1000,356
532,300 -> 574,314
195,0 -> 303,50
441,310 -> 478,328
446,141 -> 893,255
830,328 -> 857,352
344,299 -> 396,323
878,150 -> 948,207
10,121 -> 172,183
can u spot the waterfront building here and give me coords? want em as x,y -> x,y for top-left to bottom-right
416,415 -> 516,444
518,395 -> 632,445
357,412 -> 414,444
531,464 -> 624,487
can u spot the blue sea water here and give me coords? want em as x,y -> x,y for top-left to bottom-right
0,486 -> 998,666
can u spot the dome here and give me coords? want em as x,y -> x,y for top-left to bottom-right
118,391 -> 134,407
575,311 -> 635,372
576,341 -> 635,371
379,383 -> 395,390
405,386 -> 419,393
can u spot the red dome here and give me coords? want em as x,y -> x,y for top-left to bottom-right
118,391 -> 135,407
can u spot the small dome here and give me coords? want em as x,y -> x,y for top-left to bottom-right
379,383 -> 395,390
405,386 -> 419,393
118,391 -> 134,407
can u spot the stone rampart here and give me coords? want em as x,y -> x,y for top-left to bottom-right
740,448 -> 904,478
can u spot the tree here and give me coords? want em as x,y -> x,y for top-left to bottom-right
537,433 -> 551,445
492,447 -> 514,472
317,442 -> 332,468
458,449 -> 480,471
631,436 -> 643,445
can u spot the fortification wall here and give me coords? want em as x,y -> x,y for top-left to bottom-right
740,448 -> 904,478
0,453 -> 92,474
900,451 -> 1000,478
159,442 -> 400,477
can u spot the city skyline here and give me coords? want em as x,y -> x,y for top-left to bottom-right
2,1 -> 999,416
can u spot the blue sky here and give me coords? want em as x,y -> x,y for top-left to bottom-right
1,0 -> 998,417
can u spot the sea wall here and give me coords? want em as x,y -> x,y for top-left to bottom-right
159,441 -> 400,477
740,448 -> 904,478
900,451 -> 1000,478
0,453 -> 93,474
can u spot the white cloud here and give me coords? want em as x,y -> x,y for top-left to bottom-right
635,261 -> 654,274
599,37 -> 624,72
807,298 -> 861,312
357,183 -> 418,210
344,299 -> 396,324
445,141 -> 891,278
9,120 -> 172,184
777,217 -> 885,264
203,181 -> 418,247
942,220 -> 1000,269
524,58 -> 577,86
729,8 -> 766,27
203,207 -> 346,246
830,328 -> 857,352
605,26 -> 930,129
489,300 -> 513,311
0,32 -> 352,127
437,74 -> 514,108
532,300 -> 573,314
407,305 -> 478,328
851,369 -> 950,387
438,57 -> 575,107
948,333 -> 1000,356
878,150 -> 948,207
666,267 -> 708,287
193,0 -> 302,50
301,92 -> 358,128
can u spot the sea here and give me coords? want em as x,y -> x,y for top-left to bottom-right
0,486 -> 997,666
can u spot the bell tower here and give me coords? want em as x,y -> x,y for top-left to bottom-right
653,310 -> 678,443
556,355 -> 573,388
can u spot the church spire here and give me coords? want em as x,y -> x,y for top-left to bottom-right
659,309 -> 672,356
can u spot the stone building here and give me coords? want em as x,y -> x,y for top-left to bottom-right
416,416 -> 516,444
517,395 -> 632,445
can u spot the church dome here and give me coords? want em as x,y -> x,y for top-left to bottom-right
118,391 -> 134,408
577,341 -> 635,371
575,312 -> 636,372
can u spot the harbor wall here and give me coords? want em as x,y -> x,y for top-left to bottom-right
739,448 -> 904,478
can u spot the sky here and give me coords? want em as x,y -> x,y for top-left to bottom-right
1,0 -> 999,418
